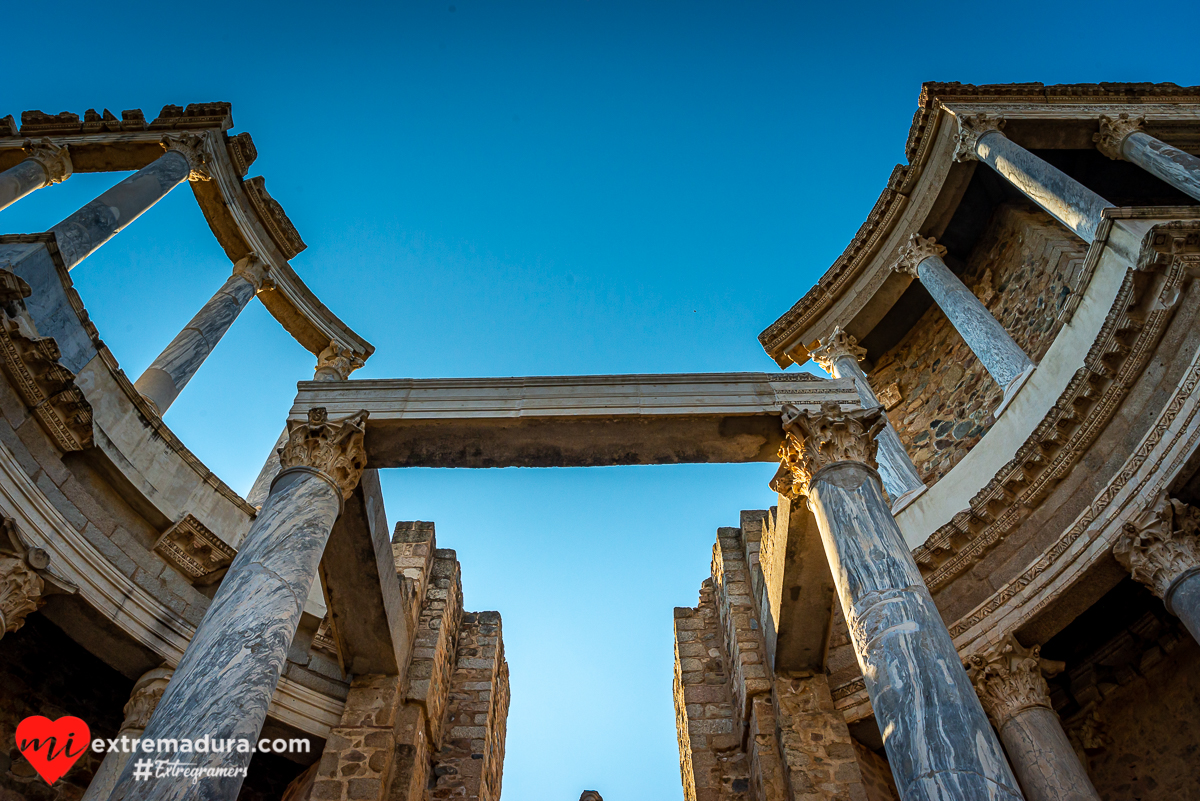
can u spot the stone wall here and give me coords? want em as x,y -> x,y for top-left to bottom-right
868,204 -> 1088,485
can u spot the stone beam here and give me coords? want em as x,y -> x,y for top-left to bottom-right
288,373 -> 859,469
770,494 -> 837,673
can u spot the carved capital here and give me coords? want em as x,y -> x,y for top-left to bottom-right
314,341 -> 365,382
22,138 -> 73,184
231,253 -> 271,292
965,635 -> 1063,729
153,514 -> 236,585
1113,492 -> 1200,605
160,132 -> 212,181
121,667 -> 174,733
0,518 -> 75,639
278,408 -> 369,498
769,402 -> 884,499
954,113 -> 1006,163
894,234 -> 947,278
1094,113 -> 1146,161
810,326 -> 866,375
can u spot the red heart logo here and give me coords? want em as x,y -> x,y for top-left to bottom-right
15,716 -> 91,785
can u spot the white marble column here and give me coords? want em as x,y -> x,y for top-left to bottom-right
956,114 -> 1115,244
134,255 -> 269,416
770,402 -> 1024,801
0,139 -> 73,212
108,407 -> 369,801
1113,492 -> 1200,644
1094,113 -> 1200,203
49,132 -> 210,270
967,636 -> 1100,801
895,234 -> 1035,415
81,667 -> 174,801
810,327 -> 925,509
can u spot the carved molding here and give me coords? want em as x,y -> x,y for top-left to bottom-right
226,131 -> 258,177
244,176 -> 307,259
1094,114 -> 1145,161
278,407 -> 369,499
894,233 -> 947,278
965,635 -> 1063,729
314,341 -> 365,382
877,382 -> 902,410
954,113 -> 1006,163
769,402 -> 883,500
153,514 -> 237,585
312,615 -> 339,658
810,326 -> 866,375
1113,492 -> 1200,604
0,518 -> 76,639
21,138 -> 72,184
160,132 -> 212,182
231,253 -> 271,292
120,667 -> 174,732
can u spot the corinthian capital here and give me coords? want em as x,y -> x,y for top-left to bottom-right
769,401 -> 884,499
314,341 -> 365,382
954,113 -> 1006,163
231,253 -> 271,291
160,132 -> 212,181
22,138 -> 73,184
1094,113 -> 1145,161
278,407 -> 369,498
894,234 -> 947,278
120,667 -> 174,733
0,518 -> 75,639
810,326 -> 866,375
965,635 -> 1064,729
1113,492 -> 1200,607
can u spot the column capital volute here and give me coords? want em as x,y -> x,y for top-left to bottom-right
160,132 -> 213,182
1113,492 -> 1200,608
964,634 -> 1063,730
1094,113 -> 1146,161
278,407 -> 369,499
894,234 -> 947,277
954,113 -> 1007,163
314,341 -> 365,382
769,401 -> 884,500
810,326 -> 866,374
22,138 -> 73,184
231,253 -> 271,292
0,518 -> 76,639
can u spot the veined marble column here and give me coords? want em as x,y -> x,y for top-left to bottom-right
134,255 -> 270,416
770,402 -> 1023,801
1113,492 -> 1200,644
956,114 -> 1115,244
1095,113 -> 1200,203
108,407 -> 369,801
895,234 -> 1035,415
967,636 -> 1100,801
81,667 -> 174,801
0,138 -> 73,212
49,132 -> 210,270
810,327 -> 926,509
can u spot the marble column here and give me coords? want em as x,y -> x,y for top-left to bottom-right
49,132 -> 210,270
108,407 -> 369,801
967,636 -> 1100,801
81,667 -> 174,801
810,327 -> 926,509
1094,113 -> 1200,203
769,402 -> 1023,801
0,138 -> 73,212
956,114 -> 1115,244
134,255 -> 270,416
895,234 -> 1035,415
1113,492 -> 1200,644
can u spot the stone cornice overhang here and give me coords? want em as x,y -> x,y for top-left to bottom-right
758,82 -> 1200,369
0,103 -> 373,361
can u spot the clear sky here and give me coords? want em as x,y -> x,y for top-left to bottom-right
3,1 -> 1197,797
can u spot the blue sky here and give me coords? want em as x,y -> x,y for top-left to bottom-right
3,1 -> 1197,797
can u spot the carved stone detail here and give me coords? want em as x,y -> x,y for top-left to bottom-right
1113,492 -> 1200,604
894,234 -> 947,277
314,341 -> 365,382
810,326 -> 866,374
965,635 -> 1063,729
121,667 -> 175,732
769,401 -> 883,499
160,132 -> 212,181
0,518 -> 76,639
226,132 -> 258,177
153,514 -> 237,585
278,407 -> 369,498
231,253 -> 271,292
1094,113 -> 1145,161
312,615 -> 338,658
877,382 -> 902,410
954,113 -> 1007,162
244,176 -> 307,259
22,138 -> 73,184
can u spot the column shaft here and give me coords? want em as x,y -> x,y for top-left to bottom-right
997,707 -> 1100,801
1122,131 -> 1200,203
0,160 -> 51,212
82,667 -> 174,801
1165,571 -> 1200,644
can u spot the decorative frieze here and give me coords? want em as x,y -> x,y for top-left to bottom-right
153,514 -> 237,585
1094,113 -> 1145,160
809,326 -> 865,374
965,635 -> 1062,728
22,138 -> 73,184
278,407 -> 369,498
314,341 -> 365,381
769,401 -> 883,500
160,132 -> 212,182
1113,493 -> 1200,604
954,113 -> 1007,162
148,103 -> 233,132
244,176 -> 307,258
894,233 -> 948,277
226,132 -> 258,177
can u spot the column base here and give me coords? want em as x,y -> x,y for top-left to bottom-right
994,362 -> 1036,418
890,483 -> 928,514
